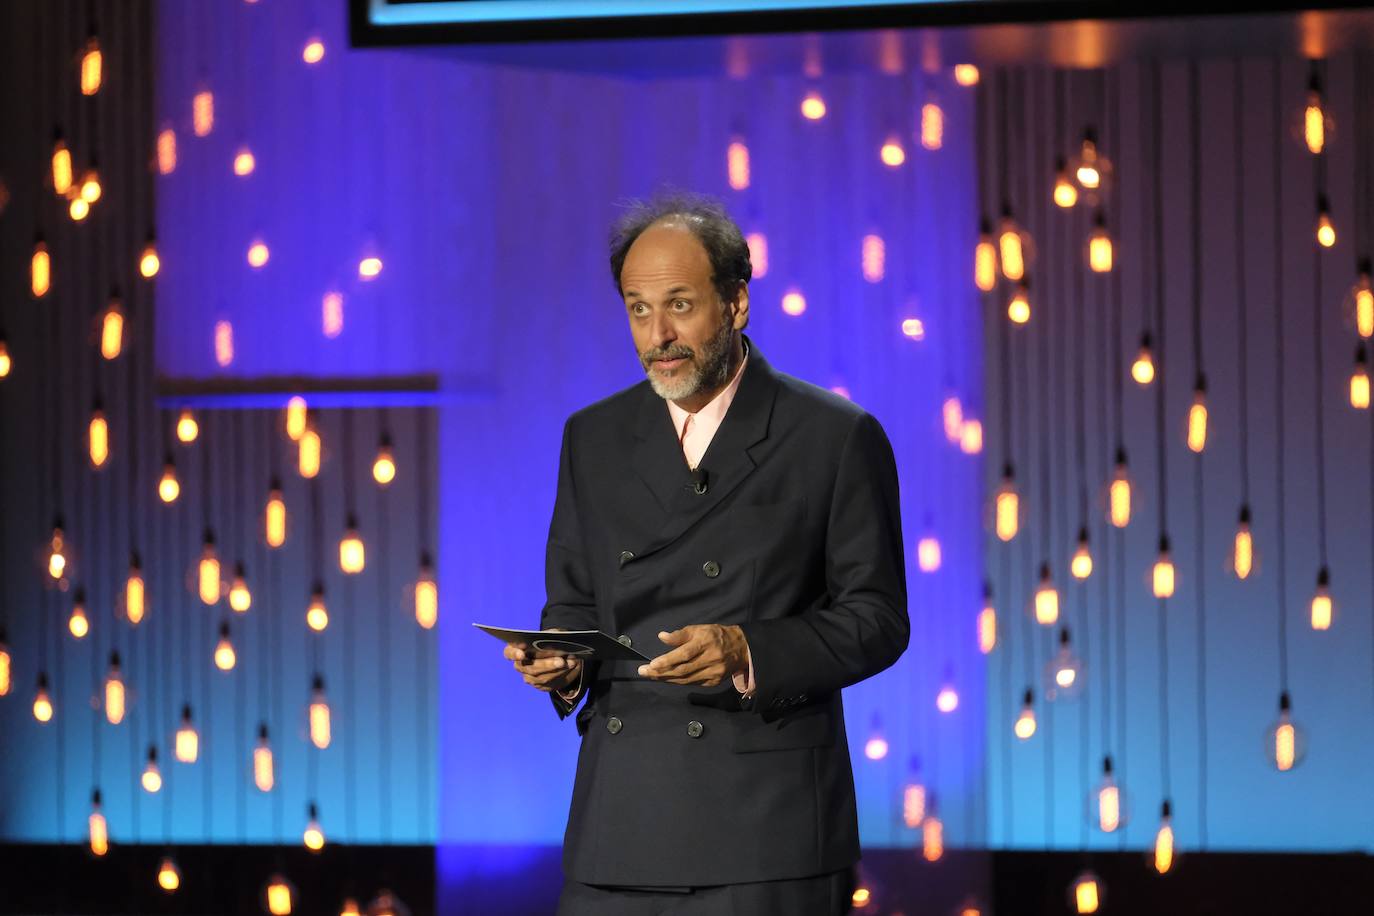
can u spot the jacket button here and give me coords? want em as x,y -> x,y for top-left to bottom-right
618,550 -> 635,567
686,720 -> 704,738
617,634 -> 632,648
702,560 -> 720,578
606,716 -> 623,735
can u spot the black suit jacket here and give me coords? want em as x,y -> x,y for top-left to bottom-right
540,335 -> 909,887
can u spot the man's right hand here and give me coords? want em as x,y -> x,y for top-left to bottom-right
505,638 -> 583,693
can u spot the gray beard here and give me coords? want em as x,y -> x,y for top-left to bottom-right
644,321 -> 735,402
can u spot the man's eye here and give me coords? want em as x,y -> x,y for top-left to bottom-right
672,299 -> 690,310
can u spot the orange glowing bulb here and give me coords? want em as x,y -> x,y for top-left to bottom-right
800,92 -> 826,120
358,256 -> 383,279
415,555 -> 438,629
879,137 -> 906,167
1088,218 -> 1113,272
175,706 -> 199,763
32,239 -> 51,298
977,596 -> 997,655
998,215 -> 1025,280
105,654 -> 125,724
1187,382 -> 1208,452
33,674 -> 53,723
922,814 -> 944,861
1053,161 -> 1078,208
726,139 -> 750,189
80,168 -> 102,203
1354,269 -> 1373,338
140,238 -> 161,278
267,875 -> 294,914
1132,334 -> 1156,385
101,297 -> 125,360
917,535 -> 941,572
745,232 -> 768,278
903,781 -> 927,827
52,138 -> 73,195
47,524 -> 67,580
157,128 -> 177,175
0,336 -> 11,378
1351,345 -> 1369,409
158,458 -> 180,503
1034,564 -> 1059,625
1014,690 -> 1036,739
284,396 -> 308,440
953,64 -> 980,86
340,519 -> 365,574
214,319 -> 234,367
373,439 -> 396,486
69,595 -> 90,639
266,481 -> 287,547
89,791 -> 108,856
193,89 -> 214,136
80,38 -> 102,95
303,37 -> 326,64
861,234 -> 885,283
1109,452 -> 1132,527
974,223 -> 997,292
920,102 -> 943,151
1153,805 -> 1175,874
781,290 -> 806,316
1310,566 -> 1332,631
1232,506 -> 1254,580
233,147 -> 256,176
247,240 -> 270,268
309,677 -> 331,749
89,406 -> 110,468
995,466 -> 1019,541
0,638 -> 10,696
142,748 -> 162,793
158,857 -> 180,891
1007,282 -> 1031,324
199,534 -> 221,605
299,424 -> 321,479
1073,873 -> 1101,913
175,408 -> 198,443
323,291 -> 344,338
1153,537 -> 1176,598
254,725 -> 275,791
214,624 -> 236,671
1070,529 -> 1093,580
1304,87 -> 1326,155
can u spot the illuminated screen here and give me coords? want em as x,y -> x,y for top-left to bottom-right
350,0 -> 1038,44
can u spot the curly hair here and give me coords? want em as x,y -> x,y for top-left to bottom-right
608,190 -> 752,308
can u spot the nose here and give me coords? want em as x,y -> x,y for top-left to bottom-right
647,310 -> 676,350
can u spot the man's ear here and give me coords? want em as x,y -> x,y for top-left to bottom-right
731,283 -> 750,331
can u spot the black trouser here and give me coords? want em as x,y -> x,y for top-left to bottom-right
556,866 -> 856,916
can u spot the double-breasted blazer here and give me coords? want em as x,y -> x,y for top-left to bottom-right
540,334 -> 909,888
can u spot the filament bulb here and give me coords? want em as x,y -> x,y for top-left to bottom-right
998,212 -> 1026,281
1153,802 -> 1175,874
1070,527 -> 1093,580
415,554 -> 439,630
977,583 -> 997,654
1310,565 -> 1333,630
1351,344 -> 1369,409
1053,158 -> 1078,208
1231,505 -> 1255,579
1033,563 -> 1059,625
1007,281 -> 1031,325
1187,377 -> 1208,453
1131,332 -> 1155,385
1153,535 -> 1176,598
974,221 -> 997,292
1014,689 -> 1037,739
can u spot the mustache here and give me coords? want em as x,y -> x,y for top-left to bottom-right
642,346 -> 695,362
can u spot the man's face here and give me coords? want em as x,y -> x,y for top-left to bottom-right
620,222 -> 745,403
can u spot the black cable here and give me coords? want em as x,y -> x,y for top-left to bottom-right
1312,63 -> 1331,574
343,408 -> 357,842
1272,54 -> 1291,696
417,406 -> 432,833
1189,58 -> 1209,850
378,409 -> 393,843
1234,59 -> 1252,509
235,410 -> 246,843
1152,56 -> 1172,807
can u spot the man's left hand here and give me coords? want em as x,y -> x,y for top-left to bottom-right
637,624 -> 748,686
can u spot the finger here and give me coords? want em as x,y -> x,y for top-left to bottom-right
640,635 -> 705,676
518,655 -> 571,674
647,653 -> 719,682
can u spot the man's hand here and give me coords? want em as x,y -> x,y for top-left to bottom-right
505,630 -> 583,693
637,624 -> 748,687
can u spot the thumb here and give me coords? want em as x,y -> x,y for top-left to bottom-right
658,628 -> 688,645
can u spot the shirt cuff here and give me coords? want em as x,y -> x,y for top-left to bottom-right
731,646 -> 755,698
556,663 -> 584,702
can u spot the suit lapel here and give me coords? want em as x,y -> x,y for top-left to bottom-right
627,335 -> 778,560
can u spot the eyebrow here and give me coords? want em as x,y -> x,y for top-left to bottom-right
623,284 -> 696,300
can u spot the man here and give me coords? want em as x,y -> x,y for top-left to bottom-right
503,193 -> 909,915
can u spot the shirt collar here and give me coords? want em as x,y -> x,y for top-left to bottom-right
666,337 -> 749,438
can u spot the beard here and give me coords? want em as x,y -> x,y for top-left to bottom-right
640,317 -> 735,402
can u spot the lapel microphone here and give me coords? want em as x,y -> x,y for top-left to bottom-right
688,467 -> 709,495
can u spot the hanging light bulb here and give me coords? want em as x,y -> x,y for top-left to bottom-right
994,464 -> 1020,541
228,562 -> 251,612
746,232 -> 769,278
1007,280 -> 1031,325
879,136 -> 906,167
303,36 -> 326,64
80,35 -> 102,95
726,137 -> 750,189
1315,195 -> 1336,248
942,396 -> 963,443
1109,449 -> 1133,527
998,209 -> 1026,280
861,233 -> 885,283
974,220 -> 997,292
105,652 -> 125,724
52,134 -> 73,195
199,529 -> 221,605
339,898 -> 361,916
1014,689 -> 1037,739
1045,628 -> 1084,700
232,146 -> 256,176
310,675 -> 331,749
1310,565 -> 1333,631
340,515 -> 366,574
1153,801 -> 1176,874
47,519 -> 67,580
935,680 -> 959,713
32,236 -> 51,298
156,127 -> 177,175
781,290 -> 807,316
358,255 -> 383,280
80,166 -> 102,203
416,552 -> 438,629
254,723 -> 275,792
175,704 -> 199,763
139,233 -> 161,278
214,622 -> 236,671
1263,690 -> 1309,774
372,434 -> 396,485
299,415 -> 321,478
100,292 -> 125,360
33,672 -> 53,723
917,534 -> 941,573
1092,756 -> 1124,833
1187,375 -> 1209,452
193,88 -> 214,136
863,714 -> 887,760
323,291 -> 344,338
1231,505 -> 1255,579
303,801 -> 325,851
1353,262 -> 1373,338
266,478 -> 287,547
920,101 -> 944,151
1071,527 -> 1093,580
284,396 -> 308,440
953,63 -> 980,86
800,90 -> 826,120
69,193 -> 91,223
157,856 -> 180,892
1034,563 -> 1059,625
142,746 -> 162,793
1071,871 -> 1102,914
89,789 -> 108,856
1351,344 -> 1369,409
247,238 -> 270,268
158,454 -> 180,503
0,333 -> 10,378
902,761 -> 927,827
0,630 -> 9,695
1153,535 -> 1176,598
175,408 -> 198,443
978,583 -> 997,655
921,812 -> 944,861
306,582 -> 329,632
1053,157 -> 1078,208
1075,128 -> 1103,190
266,874 -> 295,915
88,400 -> 109,468
1303,71 -> 1327,155
1088,213 -> 1114,272
1131,332 -> 1155,385
959,418 -> 983,454
69,589 -> 90,639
